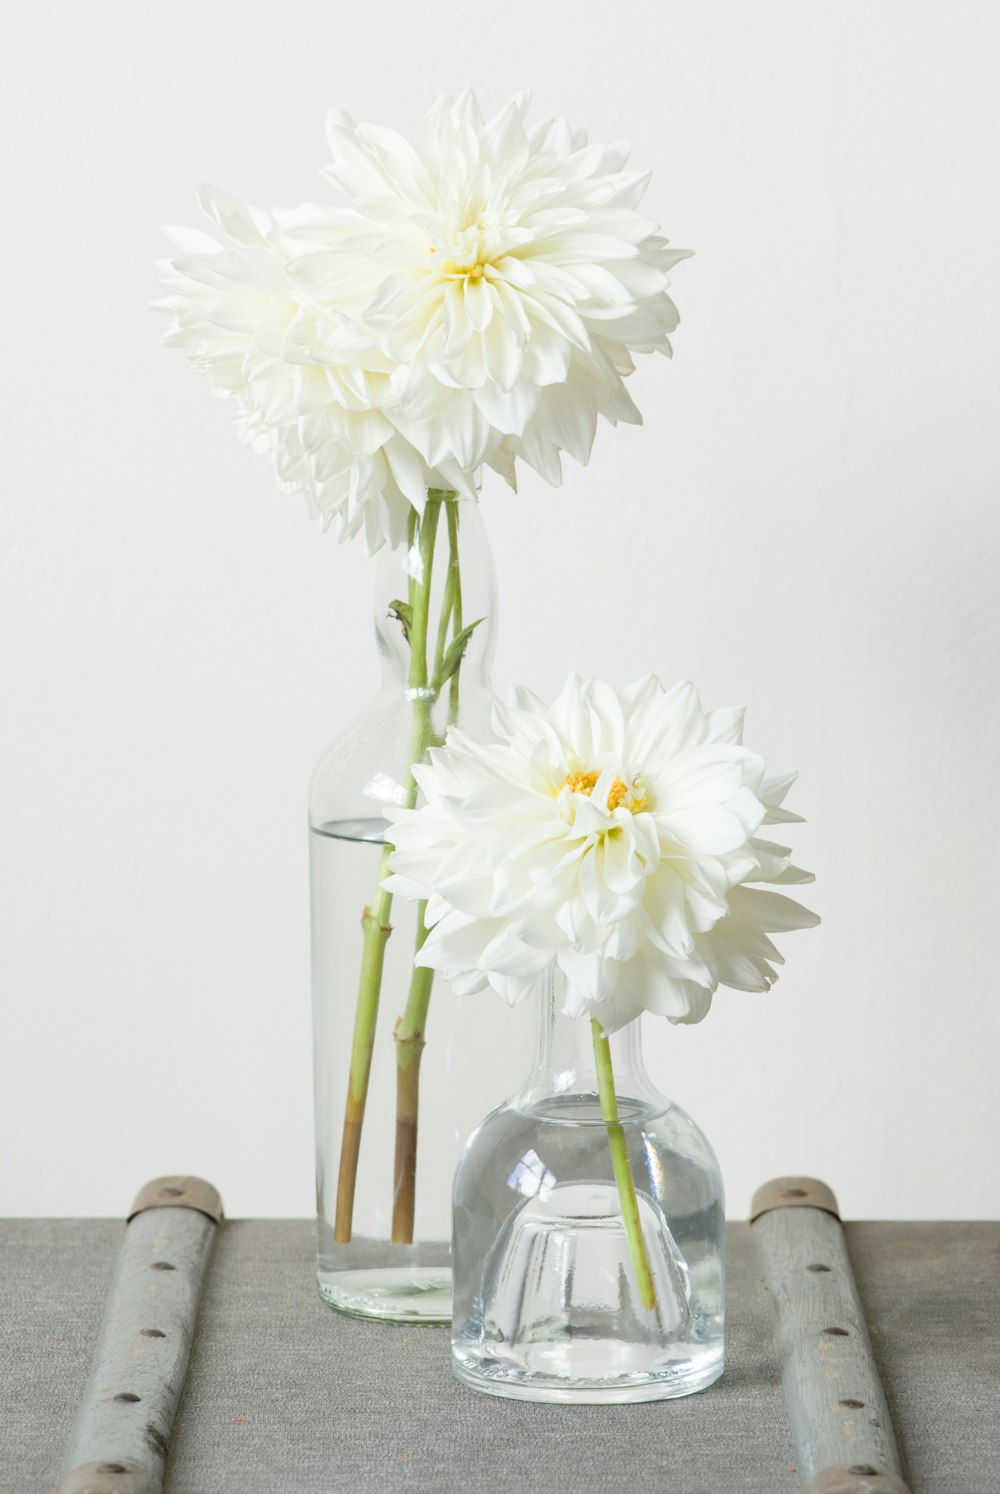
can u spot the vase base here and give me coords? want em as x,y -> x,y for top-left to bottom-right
450,1343 -> 724,1403
317,1266 -> 452,1324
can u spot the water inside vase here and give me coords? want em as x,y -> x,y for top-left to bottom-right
452,1092 -> 725,1400
310,817 -> 533,1323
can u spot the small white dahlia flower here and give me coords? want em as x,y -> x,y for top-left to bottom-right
291,90 -> 689,486
154,185 -> 474,551
384,675 -> 818,1031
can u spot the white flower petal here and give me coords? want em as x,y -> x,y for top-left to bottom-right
310,90 -> 689,490
386,673 -> 817,1028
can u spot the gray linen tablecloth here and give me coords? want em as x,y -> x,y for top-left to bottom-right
2,1220 -> 997,1493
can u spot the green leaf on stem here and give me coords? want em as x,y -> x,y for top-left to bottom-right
388,599 -> 413,643
437,617 -> 484,685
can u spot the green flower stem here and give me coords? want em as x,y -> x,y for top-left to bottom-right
333,492 -> 445,1244
391,493 -> 466,1244
408,495 -> 443,694
591,1018 -> 658,1312
400,491 -> 443,810
391,901 -> 434,1243
333,848 -> 394,1243
431,511 -> 460,685
446,498 -> 463,726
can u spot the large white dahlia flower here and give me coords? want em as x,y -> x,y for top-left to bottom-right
154,186 -> 474,551
292,89 -> 689,485
156,94 -> 688,545
384,675 -> 818,1031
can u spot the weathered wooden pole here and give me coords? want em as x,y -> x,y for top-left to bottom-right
57,1175 -> 222,1494
751,1176 -> 911,1494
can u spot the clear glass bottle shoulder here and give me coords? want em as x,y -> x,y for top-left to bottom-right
455,1091 -> 723,1227
451,1062 -> 725,1401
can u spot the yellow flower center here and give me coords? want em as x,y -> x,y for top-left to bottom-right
441,257 -> 487,279
562,770 -> 646,814
436,219 -> 494,280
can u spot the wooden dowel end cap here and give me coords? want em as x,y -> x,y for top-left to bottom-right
750,1175 -> 840,1223
128,1174 -> 223,1225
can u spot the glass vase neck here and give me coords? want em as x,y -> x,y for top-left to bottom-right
309,489 -> 496,836
519,972 -> 665,1110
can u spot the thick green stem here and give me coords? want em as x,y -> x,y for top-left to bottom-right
391,494 -> 467,1243
334,849 -> 393,1242
391,901 -> 434,1242
446,499 -> 463,726
591,1019 -> 658,1311
408,496 -> 442,693
333,488 -> 474,1249
401,492 -> 444,809
332,493 -> 444,1244
431,523 -> 459,685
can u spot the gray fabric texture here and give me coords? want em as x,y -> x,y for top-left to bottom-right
1,1220 -> 996,1493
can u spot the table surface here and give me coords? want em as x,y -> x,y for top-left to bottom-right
2,1219 -> 998,1494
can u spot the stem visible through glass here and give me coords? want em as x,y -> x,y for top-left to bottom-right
391,493 -> 467,1243
391,903 -> 434,1241
333,490 -> 474,1246
591,1018 -> 658,1311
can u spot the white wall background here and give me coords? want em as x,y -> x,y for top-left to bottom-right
1,0 -> 997,1222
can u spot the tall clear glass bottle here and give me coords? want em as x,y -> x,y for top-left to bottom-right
452,975 -> 725,1401
310,492 -> 531,1323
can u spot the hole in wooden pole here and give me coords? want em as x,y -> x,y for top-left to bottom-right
839,1398 -> 865,1409
823,1326 -> 850,1336
150,1261 -> 175,1271
806,1263 -> 831,1272
112,1392 -> 141,1403
139,1328 -> 166,1338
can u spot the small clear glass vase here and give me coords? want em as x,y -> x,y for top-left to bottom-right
452,975 -> 725,1401
310,492 -> 532,1323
